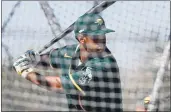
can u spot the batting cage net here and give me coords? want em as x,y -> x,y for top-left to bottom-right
2,1 -> 170,111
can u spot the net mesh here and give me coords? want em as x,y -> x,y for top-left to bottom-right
2,1 -> 170,111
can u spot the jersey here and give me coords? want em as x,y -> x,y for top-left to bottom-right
49,44 -> 123,111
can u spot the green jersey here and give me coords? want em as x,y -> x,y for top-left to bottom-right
49,44 -> 122,111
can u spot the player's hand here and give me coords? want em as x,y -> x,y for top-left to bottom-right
13,50 -> 40,76
24,50 -> 40,65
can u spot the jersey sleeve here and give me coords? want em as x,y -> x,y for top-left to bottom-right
49,48 -> 61,69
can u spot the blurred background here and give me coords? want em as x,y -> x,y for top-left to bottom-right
1,1 -> 170,111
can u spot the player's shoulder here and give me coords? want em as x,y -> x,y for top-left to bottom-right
58,44 -> 78,51
55,44 -> 78,57
88,48 -> 119,71
92,47 -> 117,63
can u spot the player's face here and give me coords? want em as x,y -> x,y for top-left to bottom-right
84,34 -> 106,53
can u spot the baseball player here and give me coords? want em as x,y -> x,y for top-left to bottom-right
13,14 -> 123,111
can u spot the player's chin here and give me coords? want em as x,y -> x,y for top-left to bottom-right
88,49 -> 105,56
88,49 -> 101,53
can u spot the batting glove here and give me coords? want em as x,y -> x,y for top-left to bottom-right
13,50 -> 40,78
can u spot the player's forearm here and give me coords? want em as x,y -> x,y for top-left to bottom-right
13,50 -> 63,92
26,72 -> 63,91
26,72 -> 41,85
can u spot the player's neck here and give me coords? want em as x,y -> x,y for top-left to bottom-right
79,45 -> 89,63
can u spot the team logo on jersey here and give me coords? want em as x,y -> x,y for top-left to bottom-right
79,67 -> 92,85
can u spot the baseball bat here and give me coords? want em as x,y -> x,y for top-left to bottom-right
38,1 -> 116,54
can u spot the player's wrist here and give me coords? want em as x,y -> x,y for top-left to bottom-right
21,68 -> 35,78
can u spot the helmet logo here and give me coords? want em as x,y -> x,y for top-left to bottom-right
95,19 -> 103,25
79,29 -> 84,33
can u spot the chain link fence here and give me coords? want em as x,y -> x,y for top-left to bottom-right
2,1 -> 170,111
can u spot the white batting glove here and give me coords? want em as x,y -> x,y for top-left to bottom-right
13,50 -> 40,78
